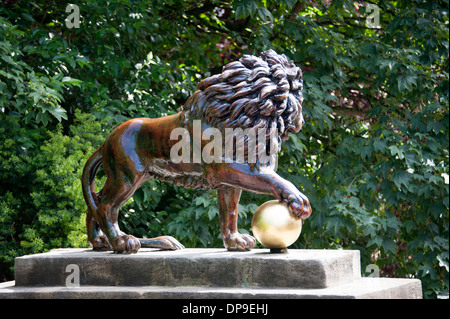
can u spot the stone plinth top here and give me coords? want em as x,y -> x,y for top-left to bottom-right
1,248 -> 422,299
14,248 -> 360,289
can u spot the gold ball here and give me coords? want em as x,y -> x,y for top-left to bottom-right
251,200 -> 303,249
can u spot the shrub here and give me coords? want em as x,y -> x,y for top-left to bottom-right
0,111 -> 105,280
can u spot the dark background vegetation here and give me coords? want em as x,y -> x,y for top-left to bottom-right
0,0 -> 448,298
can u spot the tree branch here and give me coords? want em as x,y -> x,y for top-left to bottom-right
288,1 -> 306,21
330,106 -> 369,120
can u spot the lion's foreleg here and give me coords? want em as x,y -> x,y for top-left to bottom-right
217,187 -> 256,251
215,164 -> 311,220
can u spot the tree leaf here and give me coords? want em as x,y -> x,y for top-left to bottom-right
391,170 -> 413,192
62,76 -> 83,87
48,107 -> 68,122
397,73 -> 417,92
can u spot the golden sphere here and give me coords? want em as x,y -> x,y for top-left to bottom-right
251,200 -> 303,249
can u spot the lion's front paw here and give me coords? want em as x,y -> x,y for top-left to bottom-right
280,190 -> 312,220
113,234 -> 141,254
223,233 -> 256,251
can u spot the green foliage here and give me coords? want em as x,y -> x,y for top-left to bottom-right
0,16 -> 69,125
0,0 -> 448,298
0,111 -> 105,280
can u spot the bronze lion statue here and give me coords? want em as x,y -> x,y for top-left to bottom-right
81,50 -> 312,253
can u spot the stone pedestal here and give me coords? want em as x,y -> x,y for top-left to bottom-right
0,248 -> 422,299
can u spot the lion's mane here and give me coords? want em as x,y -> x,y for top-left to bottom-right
180,50 -> 304,168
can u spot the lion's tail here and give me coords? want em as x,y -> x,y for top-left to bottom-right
81,145 -> 104,215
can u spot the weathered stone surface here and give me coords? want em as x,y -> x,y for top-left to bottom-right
13,248 -> 360,289
0,248 -> 422,299
0,278 -> 423,299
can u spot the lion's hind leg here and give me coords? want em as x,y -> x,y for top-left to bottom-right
92,172 -> 185,253
84,188 -> 110,250
87,213 -> 110,251
93,172 -> 144,254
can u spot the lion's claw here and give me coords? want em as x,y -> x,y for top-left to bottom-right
280,189 -> 312,220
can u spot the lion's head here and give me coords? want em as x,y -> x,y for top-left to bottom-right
180,50 -> 304,168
